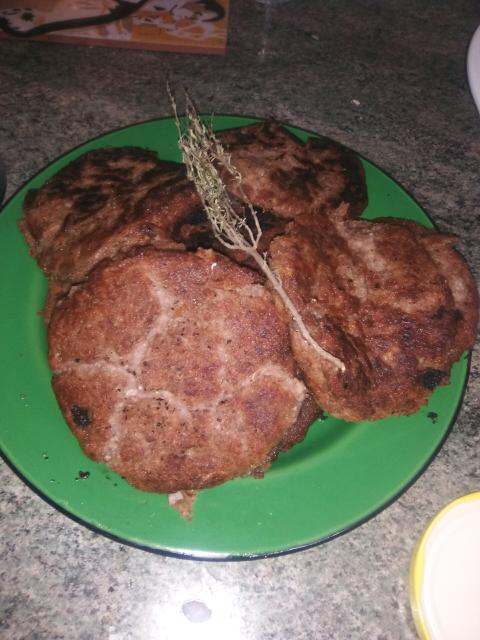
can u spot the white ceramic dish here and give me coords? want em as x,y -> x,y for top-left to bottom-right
467,26 -> 480,113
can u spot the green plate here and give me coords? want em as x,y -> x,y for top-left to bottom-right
0,116 -> 470,559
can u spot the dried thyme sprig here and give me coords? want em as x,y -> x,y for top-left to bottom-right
168,87 -> 345,372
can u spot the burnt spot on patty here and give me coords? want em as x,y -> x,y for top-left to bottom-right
172,204 -> 288,254
71,405 -> 92,428
419,369 -> 446,390
73,191 -> 110,217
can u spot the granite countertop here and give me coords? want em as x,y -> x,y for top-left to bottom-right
1,1 -> 479,638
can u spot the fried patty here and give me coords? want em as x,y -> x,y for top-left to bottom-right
20,146 -> 200,286
48,249 -> 314,493
217,120 -> 368,219
269,205 -> 479,422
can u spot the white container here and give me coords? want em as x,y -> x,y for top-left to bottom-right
410,492 -> 480,640
467,26 -> 480,114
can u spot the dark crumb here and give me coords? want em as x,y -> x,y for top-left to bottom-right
427,411 -> 438,424
71,405 -> 91,427
317,410 -> 327,421
420,369 -> 445,391
76,470 -> 90,480
42,452 -> 49,460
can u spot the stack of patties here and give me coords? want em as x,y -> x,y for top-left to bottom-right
20,130 -> 333,496
19,121 -> 478,500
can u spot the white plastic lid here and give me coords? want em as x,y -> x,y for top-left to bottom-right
410,492 -> 480,640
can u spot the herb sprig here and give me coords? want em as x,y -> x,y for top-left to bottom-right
168,87 -> 345,372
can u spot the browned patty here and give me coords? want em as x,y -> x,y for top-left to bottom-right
48,248 -> 315,493
217,120 -> 368,219
20,147 -> 200,287
269,206 -> 478,422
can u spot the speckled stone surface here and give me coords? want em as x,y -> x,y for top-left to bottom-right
1,1 -> 479,638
